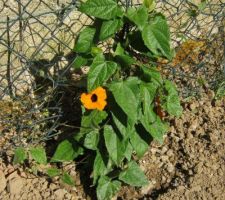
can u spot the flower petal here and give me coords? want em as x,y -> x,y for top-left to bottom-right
96,100 -> 107,111
81,93 -> 96,110
92,87 -> 107,100
80,87 -> 107,110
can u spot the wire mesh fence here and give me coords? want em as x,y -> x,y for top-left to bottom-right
0,0 -> 224,153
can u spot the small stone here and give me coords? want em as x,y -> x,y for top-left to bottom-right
141,180 -> 156,195
21,192 -> 28,199
189,119 -> 198,131
7,171 -> 18,180
43,191 -> 51,198
0,170 -> 7,193
7,177 -> 24,195
177,186 -> 186,192
20,172 -> 27,178
161,155 -> 169,162
161,146 -> 168,154
191,185 -> 201,192
161,176 -> 167,183
49,183 -> 58,190
217,168 -> 223,176
34,190 -> 42,199
54,189 -> 67,200
190,102 -> 197,110
167,163 -> 175,173
166,149 -> 174,157
42,181 -> 48,190
31,178 -> 39,184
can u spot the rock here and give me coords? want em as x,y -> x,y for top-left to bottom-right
189,119 -> 198,131
166,149 -> 174,157
7,171 -> 18,180
33,190 -> 42,199
167,163 -> 175,173
191,185 -> 201,192
141,180 -> 156,195
54,189 -> 67,200
190,102 -> 197,111
7,177 -> 24,195
43,191 -> 51,198
49,183 -> 58,190
0,170 -> 7,193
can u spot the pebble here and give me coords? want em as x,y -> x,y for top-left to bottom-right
191,185 -> 201,192
161,155 -> 169,162
161,146 -> 168,154
49,183 -> 58,190
0,170 -> 7,193
189,119 -> 198,131
54,189 -> 67,200
190,102 -> 197,110
166,149 -> 174,157
141,180 -> 156,195
167,163 -> 175,173
7,171 -> 18,180
7,177 -> 24,195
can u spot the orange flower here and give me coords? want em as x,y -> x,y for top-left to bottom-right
80,87 -> 107,111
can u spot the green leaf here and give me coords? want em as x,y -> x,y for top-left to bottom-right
124,141 -> 133,161
163,80 -> 183,117
83,110 -> 108,130
141,66 -> 163,86
215,81 -> 225,99
88,54 -> 117,91
61,172 -> 75,186
75,110 -> 108,141
84,130 -> 99,150
74,27 -> 96,53
79,0 -> 123,20
128,31 -> 149,53
119,161 -> 148,187
109,80 -> 138,123
164,80 -> 177,94
73,56 -> 88,69
104,125 -> 125,166
93,151 -> 112,185
140,82 -> 157,105
46,168 -> 61,178
141,116 -> 168,143
97,176 -> 121,200
91,47 -> 103,56
142,14 -> 172,60
126,6 -> 148,30
99,19 -> 123,41
165,94 -> 183,117
13,147 -> 27,164
140,83 -> 157,123
51,139 -> 83,162
125,77 -> 141,103
143,0 -> 156,12
30,147 -> 47,165
114,43 -> 135,67
114,43 -> 124,56
198,1 -> 207,11
112,113 -> 127,138
130,130 -> 148,158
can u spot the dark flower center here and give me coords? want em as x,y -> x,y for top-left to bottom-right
91,94 -> 98,102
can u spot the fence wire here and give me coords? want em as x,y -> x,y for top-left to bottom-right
0,0 -> 224,153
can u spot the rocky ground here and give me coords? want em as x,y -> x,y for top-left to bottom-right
0,89 -> 224,200
0,0 -> 224,199
119,91 -> 225,200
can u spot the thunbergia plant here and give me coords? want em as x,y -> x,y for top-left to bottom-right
51,0 -> 182,199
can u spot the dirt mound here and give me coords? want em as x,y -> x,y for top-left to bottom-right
0,90 -> 224,200
118,91 -> 225,200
